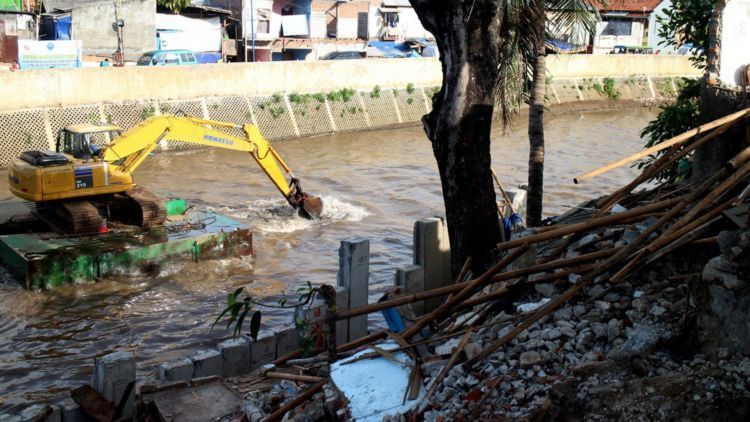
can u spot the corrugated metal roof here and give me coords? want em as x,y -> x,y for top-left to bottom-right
588,0 -> 664,13
43,0 -> 123,12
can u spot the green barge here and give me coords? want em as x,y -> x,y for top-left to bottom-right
0,200 -> 252,289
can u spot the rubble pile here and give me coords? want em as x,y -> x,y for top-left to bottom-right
227,110 -> 750,421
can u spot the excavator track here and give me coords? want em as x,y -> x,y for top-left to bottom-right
113,187 -> 167,229
38,200 -> 102,235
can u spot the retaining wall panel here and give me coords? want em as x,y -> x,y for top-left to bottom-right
360,90 -> 401,127
0,109 -> 50,166
328,97 -> 369,132
205,96 -> 255,139
289,97 -> 335,137
104,101 -> 158,132
393,88 -> 428,123
248,96 -> 298,141
551,80 -> 582,103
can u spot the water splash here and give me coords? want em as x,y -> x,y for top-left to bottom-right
219,195 -> 370,234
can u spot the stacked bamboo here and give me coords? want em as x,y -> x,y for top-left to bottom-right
249,107 -> 750,421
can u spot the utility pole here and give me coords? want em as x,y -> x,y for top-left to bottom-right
250,0 -> 256,61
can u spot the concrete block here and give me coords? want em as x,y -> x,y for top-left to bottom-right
337,238 -> 370,340
158,358 -> 194,382
217,337 -> 251,378
276,327 -> 301,357
395,264 -> 425,317
191,349 -> 222,378
58,399 -> 84,422
334,286 -> 349,345
90,351 -> 135,418
414,218 -> 451,312
19,404 -> 59,422
250,332 -> 277,369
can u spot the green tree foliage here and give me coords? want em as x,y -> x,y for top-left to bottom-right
657,0 -> 716,69
158,0 -> 191,13
638,78 -> 701,181
639,0 -> 715,180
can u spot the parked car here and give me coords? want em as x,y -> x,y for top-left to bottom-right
320,51 -> 363,60
137,50 -> 197,66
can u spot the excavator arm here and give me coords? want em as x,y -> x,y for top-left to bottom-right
100,114 -> 322,219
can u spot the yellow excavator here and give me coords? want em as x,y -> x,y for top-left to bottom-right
7,114 -> 323,234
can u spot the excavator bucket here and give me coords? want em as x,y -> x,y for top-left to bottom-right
300,196 -> 323,220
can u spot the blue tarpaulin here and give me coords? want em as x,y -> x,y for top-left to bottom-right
366,41 -> 421,58
193,51 -> 222,64
40,14 -> 71,40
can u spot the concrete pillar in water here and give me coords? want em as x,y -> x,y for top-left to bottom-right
413,218 -> 451,312
395,264 -> 425,317
334,285 -> 350,345
337,238 -> 369,340
91,351 -> 135,418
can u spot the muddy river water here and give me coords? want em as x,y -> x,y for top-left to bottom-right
0,107 -> 657,411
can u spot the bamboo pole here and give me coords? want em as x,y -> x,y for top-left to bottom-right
574,107 -> 750,184
400,244 -> 531,339
597,116 -> 743,211
492,169 -> 515,215
327,247 -> 617,324
265,372 -> 325,383
423,329 -> 473,403
496,196 -> 683,251
468,184 -> 698,367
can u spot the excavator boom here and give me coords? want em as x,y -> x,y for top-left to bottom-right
101,115 -> 322,218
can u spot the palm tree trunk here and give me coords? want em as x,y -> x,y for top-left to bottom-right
527,0 -> 546,227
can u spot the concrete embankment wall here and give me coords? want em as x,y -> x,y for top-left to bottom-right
0,56 -> 699,167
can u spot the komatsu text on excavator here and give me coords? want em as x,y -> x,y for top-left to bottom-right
7,114 -> 323,234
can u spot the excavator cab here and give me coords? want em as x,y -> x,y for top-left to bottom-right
56,125 -> 122,160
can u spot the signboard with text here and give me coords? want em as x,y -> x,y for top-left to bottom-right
17,40 -> 82,70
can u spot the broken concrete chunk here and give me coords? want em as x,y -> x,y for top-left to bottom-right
609,323 -> 660,360
519,351 -> 541,368
534,283 -> 557,298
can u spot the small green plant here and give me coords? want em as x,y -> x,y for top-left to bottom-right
406,97 -> 414,105
24,133 -> 33,146
425,86 -> 440,97
245,111 -> 253,120
578,85 -> 584,90
392,89 -> 399,96
312,93 -> 326,103
406,83 -> 415,94
161,103 -> 172,113
300,110 -> 307,117
348,106 -> 358,114
141,105 -> 156,120
271,93 -> 283,103
370,85 -> 381,98
289,93 -> 312,105
315,104 -> 321,111
268,106 -> 284,119
602,77 -> 619,100
545,75 -> 554,86
212,103 -> 220,110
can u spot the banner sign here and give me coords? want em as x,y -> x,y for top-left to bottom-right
17,40 -> 82,69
